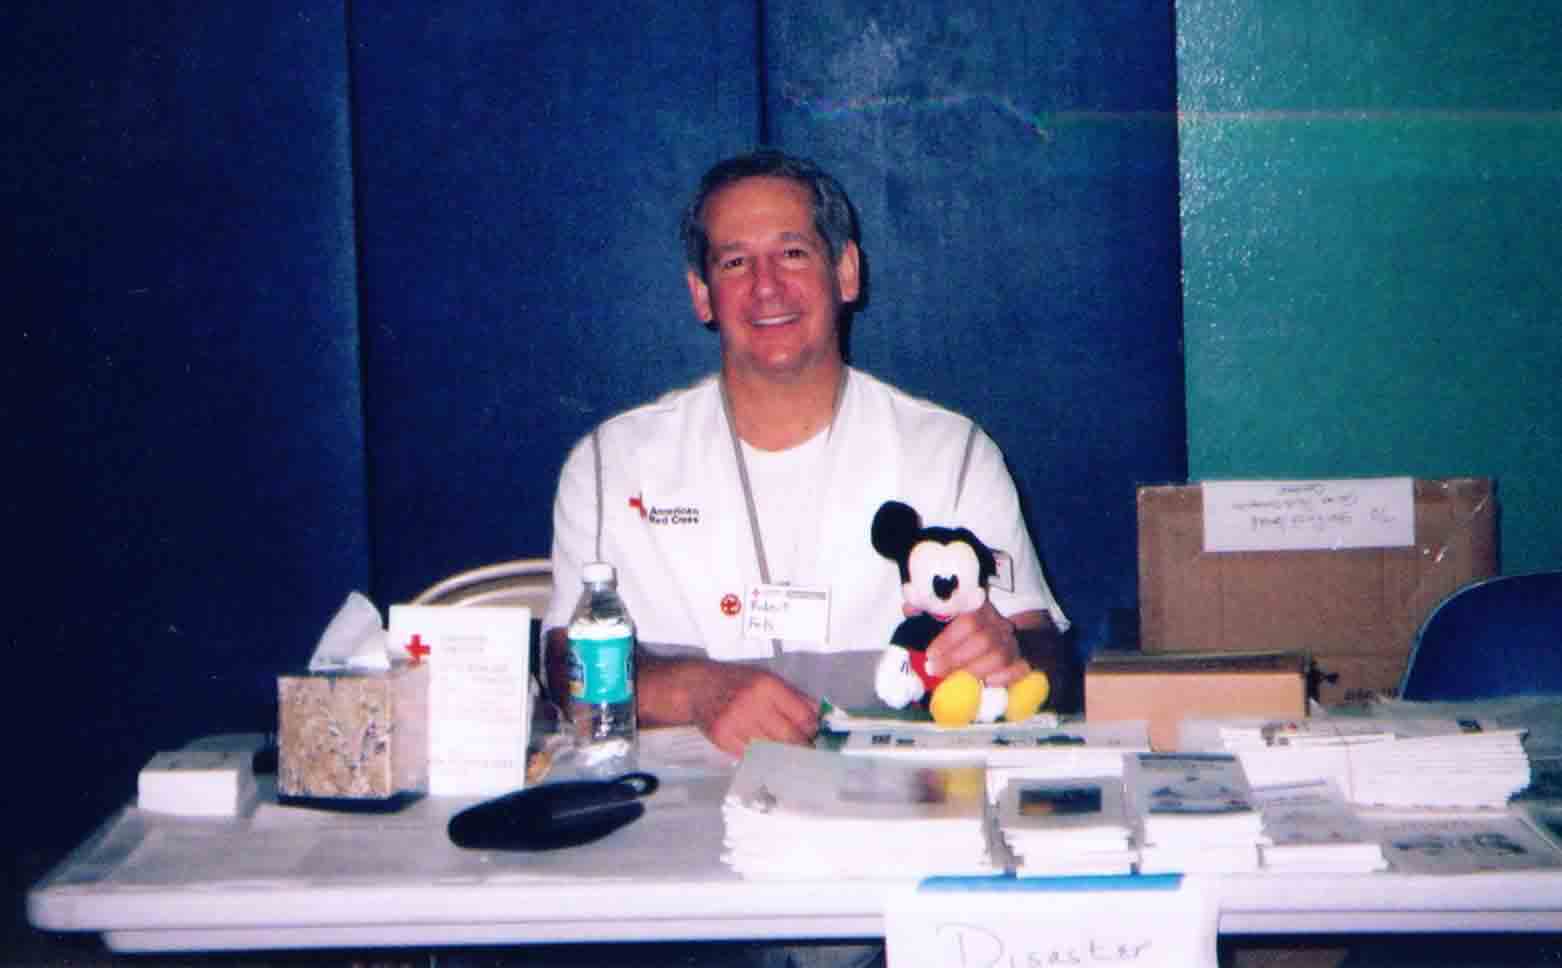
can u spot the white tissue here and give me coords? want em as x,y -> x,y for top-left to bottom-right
307,591 -> 390,672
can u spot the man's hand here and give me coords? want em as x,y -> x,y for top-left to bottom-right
637,650 -> 819,758
924,600 -> 1033,687
546,630 -> 818,758
683,661 -> 820,757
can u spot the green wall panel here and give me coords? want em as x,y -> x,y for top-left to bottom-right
1177,0 -> 1562,574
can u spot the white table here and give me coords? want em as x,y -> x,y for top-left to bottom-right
27,733 -> 1562,954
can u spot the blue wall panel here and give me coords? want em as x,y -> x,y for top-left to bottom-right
1178,0 -> 1562,577
764,1 -> 1187,654
349,2 -> 760,603
4,3 -> 368,858
5,3 -> 1187,929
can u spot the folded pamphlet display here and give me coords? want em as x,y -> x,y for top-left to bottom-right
722,742 -> 999,879
1251,780 -> 1388,873
1366,808 -> 1562,876
1125,752 -> 1265,874
996,775 -> 1137,876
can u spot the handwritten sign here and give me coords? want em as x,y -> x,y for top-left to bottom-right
387,604 -> 532,796
886,875 -> 1218,968
1201,478 -> 1414,553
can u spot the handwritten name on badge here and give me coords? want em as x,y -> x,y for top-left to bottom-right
886,876 -> 1218,968
743,583 -> 830,642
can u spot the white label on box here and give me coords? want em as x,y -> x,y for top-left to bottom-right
388,604 -> 531,797
886,874 -> 1218,968
1201,477 -> 1415,552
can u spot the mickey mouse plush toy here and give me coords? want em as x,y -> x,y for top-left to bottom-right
871,499 -> 1051,727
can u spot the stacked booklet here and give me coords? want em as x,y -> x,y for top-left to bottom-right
1125,752 -> 1266,874
722,741 -> 999,879
1182,717 -> 1532,809
996,775 -> 1137,876
1251,779 -> 1388,873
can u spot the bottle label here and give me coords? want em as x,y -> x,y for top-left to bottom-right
567,633 -> 634,703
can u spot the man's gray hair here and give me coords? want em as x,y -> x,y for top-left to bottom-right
680,148 -> 859,280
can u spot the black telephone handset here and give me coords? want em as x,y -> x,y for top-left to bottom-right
447,772 -> 659,851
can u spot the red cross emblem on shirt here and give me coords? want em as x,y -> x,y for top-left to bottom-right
404,634 -> 431,664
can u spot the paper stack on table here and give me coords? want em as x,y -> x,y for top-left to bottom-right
1182,718 -> 1532,809
1346,728 -> 1530,809
996,775 -> 1137,876
722,742 -> 999,879
1252,779 -> 1387,873
838,719 -> 1151,805
1125,752 -> 1265,874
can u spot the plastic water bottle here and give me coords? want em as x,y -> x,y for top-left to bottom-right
565,561 -> 638,777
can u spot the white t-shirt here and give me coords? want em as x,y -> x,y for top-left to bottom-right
544,368 -> 1067,708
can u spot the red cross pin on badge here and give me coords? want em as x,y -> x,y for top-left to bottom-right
404,633 -> 431,664
720,593 -> 741,617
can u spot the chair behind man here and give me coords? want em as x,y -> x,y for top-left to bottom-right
1398,571 -> 1562,701
411,558 -> 553,612
412,558 -> 554,702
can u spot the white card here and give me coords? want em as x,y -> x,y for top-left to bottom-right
991,549 -> 1015,593
1201,477 -> 1415,552
742,583 -> 831,642
387,604 -> 532,797
886,874 -> 1218,968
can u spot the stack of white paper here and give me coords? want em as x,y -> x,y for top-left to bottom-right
137,750 -> 258,817
1347,729 -> 1530,809
1252,780 -> 1387,873
996,775 -> 1137,876
838,720 -> 1151,804
1125,753 -> 1265,874
722,742 -> 999,880
1181,718 -> 1531,809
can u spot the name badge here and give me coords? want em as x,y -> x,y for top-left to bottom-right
991,549 -> 1015,593
743,583 -> 831,643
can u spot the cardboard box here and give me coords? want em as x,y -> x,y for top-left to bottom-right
277,662 -> 429,799
1086,650 -> 1308,751
1136,478 -> 1497,703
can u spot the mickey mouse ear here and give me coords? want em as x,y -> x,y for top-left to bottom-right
871,500 -> 922,560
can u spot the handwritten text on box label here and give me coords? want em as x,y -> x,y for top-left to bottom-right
1201,478 -> 1414,553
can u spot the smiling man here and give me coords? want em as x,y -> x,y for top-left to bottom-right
543,149 -> 1075,758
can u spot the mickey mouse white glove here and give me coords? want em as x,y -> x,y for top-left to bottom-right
874,645 -> 925,709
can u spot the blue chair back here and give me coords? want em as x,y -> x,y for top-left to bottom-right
1398,572 -> 1562,701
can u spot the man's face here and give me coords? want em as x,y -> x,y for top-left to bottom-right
686,176 -> 860,384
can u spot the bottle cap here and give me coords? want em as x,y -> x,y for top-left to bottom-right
582,561 -> 616,584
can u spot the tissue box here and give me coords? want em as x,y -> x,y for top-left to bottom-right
277,661 -> 430,799
1085,650 -> 1308,751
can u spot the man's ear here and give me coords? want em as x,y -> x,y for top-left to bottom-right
835,240 -> 862,305
686,269 -> 714,324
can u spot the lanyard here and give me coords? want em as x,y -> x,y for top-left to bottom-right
720,369 -> 848,650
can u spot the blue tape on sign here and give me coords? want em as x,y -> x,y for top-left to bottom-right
919,873 -> 1183,893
